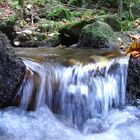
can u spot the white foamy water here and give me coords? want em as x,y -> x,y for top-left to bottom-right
17,56 -> 129,129
1,54 -> 139,140
0,106 -> 140,140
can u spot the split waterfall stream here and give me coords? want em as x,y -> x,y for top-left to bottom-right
0,48 -> 140,140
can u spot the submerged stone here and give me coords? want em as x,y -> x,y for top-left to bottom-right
0,32 -> 25,107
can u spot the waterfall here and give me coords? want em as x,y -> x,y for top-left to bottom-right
16,56 -> 129,129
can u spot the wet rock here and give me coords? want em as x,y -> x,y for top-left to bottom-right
76,21 -> 118,49
0,32 -> 25,107
126,57 -> 140,105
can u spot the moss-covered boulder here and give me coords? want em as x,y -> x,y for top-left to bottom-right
76,21 -> 118,49
0,32 -> 25,107
59,19 -> 94,46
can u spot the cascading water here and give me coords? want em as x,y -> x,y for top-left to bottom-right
0,48 -> 140,140
16,56 -> 129,129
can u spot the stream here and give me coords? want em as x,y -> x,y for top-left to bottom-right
0,48 -> 140,140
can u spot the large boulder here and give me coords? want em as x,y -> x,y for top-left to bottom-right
76,21 -> 118,49
0,32 -> 25,107
126,57 -> 140,105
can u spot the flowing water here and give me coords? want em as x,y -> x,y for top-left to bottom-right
0,48 -> 140,140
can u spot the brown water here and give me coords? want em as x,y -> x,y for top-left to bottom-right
14,48 -> 122,66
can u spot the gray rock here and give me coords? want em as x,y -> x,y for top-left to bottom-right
0,32 -> 25,107
126,57 -> 140,105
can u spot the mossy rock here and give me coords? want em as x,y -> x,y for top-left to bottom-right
48,7 -> 72,21
59,19 -> 94,46
104,16 -> 121,31
77,21 -> 118,49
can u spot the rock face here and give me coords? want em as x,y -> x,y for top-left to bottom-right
76,21 -> 118,49
0,32 -> 25,107
126,57 -> 140,105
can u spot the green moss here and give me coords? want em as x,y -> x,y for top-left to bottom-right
38,20 -> 63,33
77,21 -> 118,49
121,20 -> 134,31
48,7 -> 72,21
72,11 -> 82,17
83,21 -> 114,37
0,15 -> 17,29
60,18 -> 94,32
